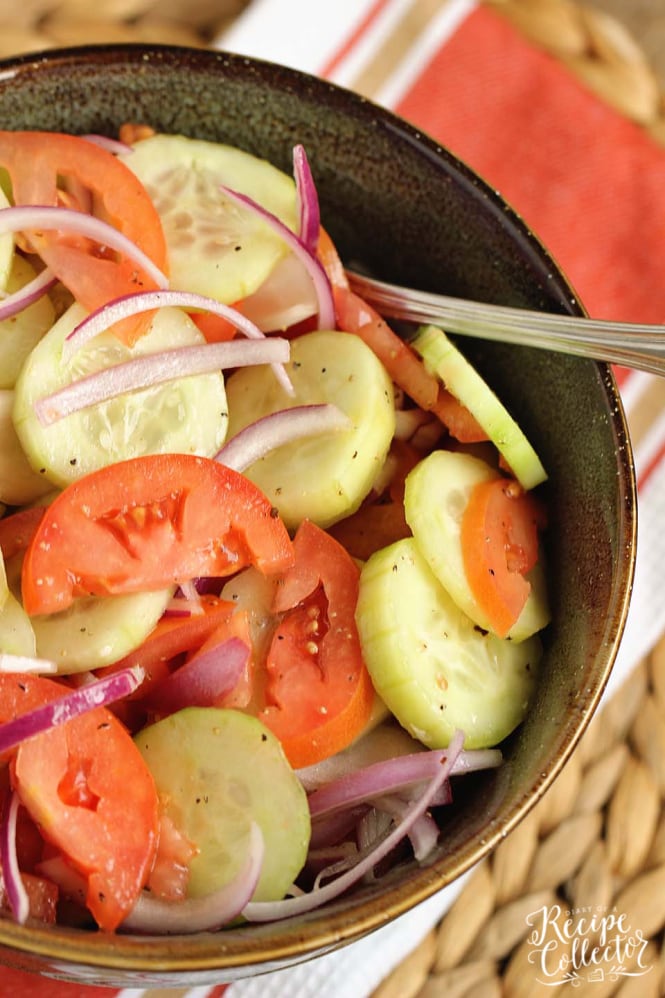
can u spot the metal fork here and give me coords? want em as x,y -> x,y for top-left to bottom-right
346,271 -> 665,377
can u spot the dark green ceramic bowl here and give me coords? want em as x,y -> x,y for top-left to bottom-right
0,44 -> 636,986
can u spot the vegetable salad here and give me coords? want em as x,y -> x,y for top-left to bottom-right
0,127 -> 549,933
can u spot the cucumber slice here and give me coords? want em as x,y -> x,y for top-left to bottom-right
403,449 -> 549,641
5,553 -> 172,673
12,302 -> 228,488
135,707 -> 310,903
225,330 -> 396,530
0,254 -> 56,389
356,537 -> 541,749
0,390 -> 52,506
0,589 -> 36,657
120,133 -> 297,304
0,186 -> 13,292
412,325 -> 547,489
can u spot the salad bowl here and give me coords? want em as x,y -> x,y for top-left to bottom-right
0,43 -> 636,986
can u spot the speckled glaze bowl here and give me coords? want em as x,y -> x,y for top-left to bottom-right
0,44 -> 636,987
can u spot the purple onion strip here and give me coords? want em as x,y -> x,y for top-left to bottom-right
242,731 -> 464,922
215,403 -> 350,472
145,637 -> 250,714
121,822 -> 264,934
0,266 -> 57,322
0,665 -> 144,756
219,185 -> 336,330
35,335 -> 290,426
292,145 -> 320,256
0,205 -> 168,291
0,790 -> 29,924
307,745 -> 502,820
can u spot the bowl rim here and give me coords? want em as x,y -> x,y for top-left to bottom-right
0,41 -> 637,980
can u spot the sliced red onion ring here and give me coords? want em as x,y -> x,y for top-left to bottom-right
121,822 -> 264,934
0,790 -> 29,924
307,745 -> 502,820
0,654 -> 57,675
215,403 -> 350,472
35,335 -> 290,426
0,665 -> 144,756
63,289 -> 266,356
0,266 -> 57,322
243,731 -> 464,922
0,205 -> 168,291
293,145 -> 320,256
372,796 -> 440,862
219,185 -> 335,331
146,636 -> 250,715
82,134 -> 133,156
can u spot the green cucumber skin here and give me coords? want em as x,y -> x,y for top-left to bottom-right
413,324 -> 547,490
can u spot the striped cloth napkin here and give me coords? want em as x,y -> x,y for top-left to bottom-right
2,1 -> 664,995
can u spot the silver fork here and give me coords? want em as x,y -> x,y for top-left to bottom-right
346,271 -> 665,377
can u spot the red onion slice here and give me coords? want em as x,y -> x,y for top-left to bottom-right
0,266 -> 57,322
35,335 -> 290,426
219,185 -> 336,331
145,636 -> 250,715
0,205 -> 168,291
82,134 -> 133,156
307,745 -> 502,820
215,403 -> 350,472
0,665 -> 144,756
0,654 -> 58,675
243,731 -> 464,922
293,145 -> 320,256
63,289 -> 267,359
121,822 -> 264,934
0,790 -> 29,924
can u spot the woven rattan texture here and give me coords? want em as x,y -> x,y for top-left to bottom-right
1,2 -> 663,995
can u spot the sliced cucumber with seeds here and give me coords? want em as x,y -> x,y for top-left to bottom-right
225,329 -> 396,530
0,254 -> 56,390
12,302 -> 228,488
135,707 -> 311,903
404,449 -> 549,642
412,325 -> 547,489
356,537 -> 541,749
5,552 -> 172,673
120,133 -> 298,304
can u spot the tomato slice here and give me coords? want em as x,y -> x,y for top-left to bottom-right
318,229 -> 486,443
461,477 -> 545,637
0,131 -> 168,346
98,595 -> 237,700
21,454 -> 295,616
0,506 -> 46,561
0,673 -> 159,931
257,519 -> 375,768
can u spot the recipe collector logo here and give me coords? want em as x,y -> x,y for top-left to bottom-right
524,902 -> 652,987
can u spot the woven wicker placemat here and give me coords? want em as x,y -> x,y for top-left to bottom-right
1,2 -> 664,995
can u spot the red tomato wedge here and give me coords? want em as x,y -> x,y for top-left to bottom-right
21,455 -> 295,616
257,519 -> 375,769
461,477 -> 545,637
0,130 -> 168,346
0,673 -> 159,932
96,596 -> 237,699
318,228 -> 486,443
0,506 -> 46,561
